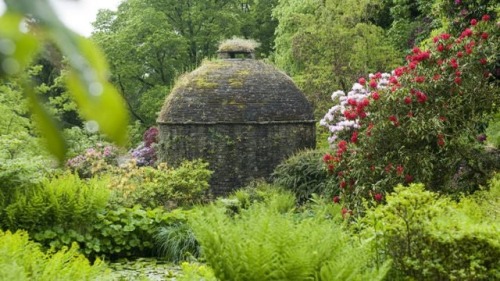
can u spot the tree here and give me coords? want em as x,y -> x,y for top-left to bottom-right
93,0 -> 189,125
273,0 -> 401,117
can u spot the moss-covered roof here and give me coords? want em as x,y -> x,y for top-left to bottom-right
158,59 -> 314,124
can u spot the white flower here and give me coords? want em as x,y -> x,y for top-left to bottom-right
331,90 -> 345,101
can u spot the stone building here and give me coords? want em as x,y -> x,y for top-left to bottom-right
157,40 -> 315,195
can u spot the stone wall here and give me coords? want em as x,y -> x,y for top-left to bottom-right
158,122 -> 315,195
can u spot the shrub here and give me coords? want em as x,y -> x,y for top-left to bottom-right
66,143 -> 119,178
190,194 -> 389,281
358,183 -> 500,280
0,230 -> 109,280
108,159 -> 212,209
320,12 -> 499,212
272,149 -> 338,204
34,206 -> 176,259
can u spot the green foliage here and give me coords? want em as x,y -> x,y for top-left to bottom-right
1,0 -> 129,161
109,160 -> 212,209
178,262 -> 216,281
0,230 -> 109,280
2,173 -> 110,231
273,0 -> 401,117
190,193 -> 389,281
155,222 -> 199,263
273,149 -> 338,203
486,111 -> 500,147
358,183 -> 500,280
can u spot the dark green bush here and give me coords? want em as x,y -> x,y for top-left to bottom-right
190,193 -> 389,281
0,230 -> 109,280
272,149 -> 338,204
359,182 -> 500,280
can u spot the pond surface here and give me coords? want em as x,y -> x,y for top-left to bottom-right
109,258 -> 182,281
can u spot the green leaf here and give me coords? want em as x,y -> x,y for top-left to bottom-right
26,85 -> 67,161
0,13 -> 40,77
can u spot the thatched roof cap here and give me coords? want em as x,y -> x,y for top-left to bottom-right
158,59 -> 314,124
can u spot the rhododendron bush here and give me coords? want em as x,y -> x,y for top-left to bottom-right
321,15 -> 499,213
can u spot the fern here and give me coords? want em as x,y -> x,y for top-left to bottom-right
191,193 -> 387,281
0,230 -> 109,280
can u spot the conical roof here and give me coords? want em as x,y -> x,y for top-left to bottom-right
157,59 -> 314,124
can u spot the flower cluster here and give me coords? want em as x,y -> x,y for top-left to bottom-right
66,143 -> 118,178
320,73 -> 390,145
129,127 -> 159,166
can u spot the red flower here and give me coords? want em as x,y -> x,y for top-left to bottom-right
449,58 -> 459,69
333,196 -> 340,204
394,67 -> 405,77
396,165 -> 404,176
328,164 -> 335,172
416,91 -> 427,103
480,58 -> 487,65
369,79 -> 378,88
405,174 -> 414,183
415,76 -> 426,83
338,140 -> 348,151
481,32 -> 489,40
407,111 -> 414,118
341,207 -> 352,218
461,28 -> 473,38
437,44 -> 445,52
457,51 -> 463,58
372,92 -> 380,100
440,33 -> 451,40
358,77 -> 366,85
404,96 -> 412,104
433,74 -> 441,81
350,131 -> 358,143
454,77 -> 462,84
323,153 -> 334,163
385,163 -> 393,173
373,193 -> 383,202
482,14 -> 490,21
361,98 -> 370,107
340,181 -> 347,189
347,98 -> 357,106
470,18 -> 478,25
437,134 -> 445,147
389,76 -> 399,84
